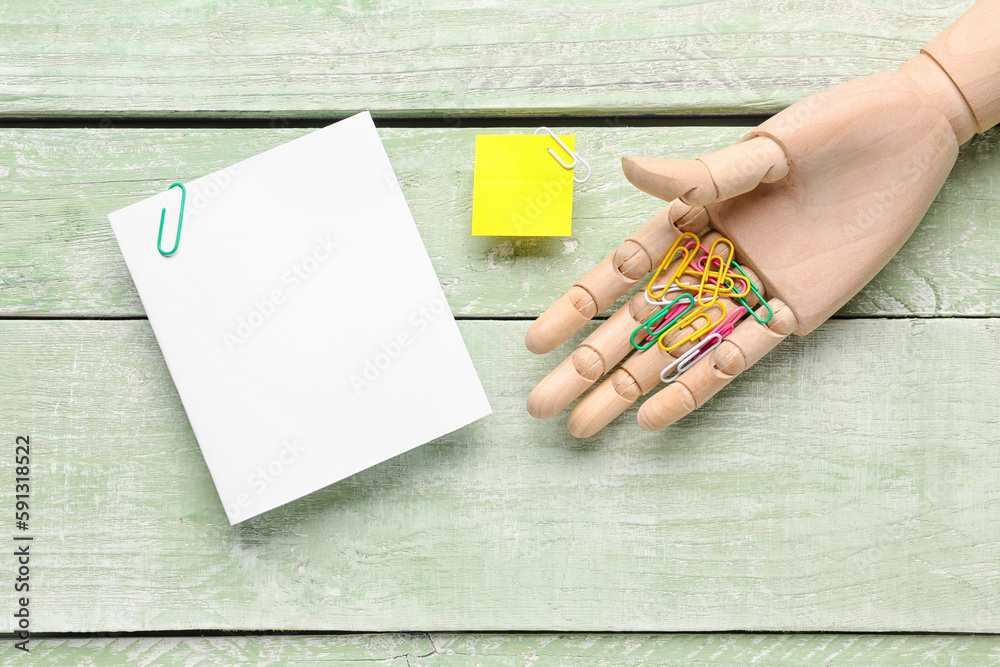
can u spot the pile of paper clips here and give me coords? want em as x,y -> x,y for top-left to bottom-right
630,232 -> 773,384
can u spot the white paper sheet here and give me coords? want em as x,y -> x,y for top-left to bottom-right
108,112 -> 491,524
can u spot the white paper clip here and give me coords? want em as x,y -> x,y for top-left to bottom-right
534,126 -> 591,184
659,333 -> 723,384
645,284 -> 685,306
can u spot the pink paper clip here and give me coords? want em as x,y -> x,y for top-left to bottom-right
707,306 -> 747,340
683,237 -> 711,255
659,333 -> 724,384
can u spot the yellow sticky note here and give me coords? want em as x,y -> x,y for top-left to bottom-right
472,134 -> 575,236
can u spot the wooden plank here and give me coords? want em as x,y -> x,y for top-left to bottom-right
0,0 -> 973,118
0,635 -> 430,666
2,125 -> 999,318
4,634 -> 1000,666
1,318 -> 998,633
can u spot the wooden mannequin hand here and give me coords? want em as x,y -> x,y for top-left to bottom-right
524,0 -> 1000,438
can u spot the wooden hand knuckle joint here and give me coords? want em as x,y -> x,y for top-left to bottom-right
611,369 -> 643,401
767,302 -> 798,337
711,341 -> 746,377
568,285 -> 598,318
572,346 -> 606,381
613,240 -> 652,280
669,200 -> 712,234
673,382 -> 698,411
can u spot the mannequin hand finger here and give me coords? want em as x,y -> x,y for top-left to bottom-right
636,298 -> 797,431
622,136 -> 789,207
565,299 -> 732,439
525,200 -> 711,354
527,285 -> 667,419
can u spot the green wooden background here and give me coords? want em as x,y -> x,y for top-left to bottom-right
2,0 -> 1000,664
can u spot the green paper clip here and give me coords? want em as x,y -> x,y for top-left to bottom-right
732,262 -> 773,324
630,293 -> 695,350
157,182 -> 186,257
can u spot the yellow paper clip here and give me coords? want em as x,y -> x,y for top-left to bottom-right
717,272 -> 751,299
692,237 -> 735,305
646,232 -> 700,301
659,301 -> 727,352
